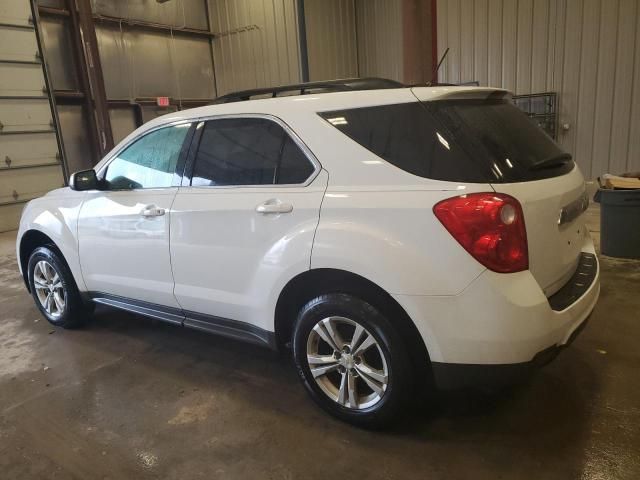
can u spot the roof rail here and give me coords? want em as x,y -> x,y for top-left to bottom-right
212,77 -> 404,104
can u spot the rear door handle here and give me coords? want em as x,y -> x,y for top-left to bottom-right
141,205 -> 165,217
256,199 -> 293,214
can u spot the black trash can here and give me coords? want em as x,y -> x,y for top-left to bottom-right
594,189 -> 640,259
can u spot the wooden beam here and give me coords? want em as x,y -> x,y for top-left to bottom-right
402,0 -> 435,85
72,0 -> 114,155
61,0 -> 101,162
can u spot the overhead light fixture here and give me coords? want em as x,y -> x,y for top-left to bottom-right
327,117 -> 348,126
436,132 -> 450,150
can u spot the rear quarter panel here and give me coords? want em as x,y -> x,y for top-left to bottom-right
311,186 -> 491,296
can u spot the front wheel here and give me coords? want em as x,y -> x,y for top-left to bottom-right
28,246 -> 91,329
292,293 -> 413,428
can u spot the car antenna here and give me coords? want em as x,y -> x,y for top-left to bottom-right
429,47 -> 450,86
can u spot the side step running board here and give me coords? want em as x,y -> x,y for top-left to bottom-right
89,292 -> 277,350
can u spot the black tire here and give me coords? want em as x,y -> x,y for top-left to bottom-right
292,293 -> 413,428
27,246 -> 91,329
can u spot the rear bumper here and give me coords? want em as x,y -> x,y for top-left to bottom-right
431,314 -> 591,389
393,232 -> 600,388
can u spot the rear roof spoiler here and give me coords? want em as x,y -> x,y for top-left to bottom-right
411,87 -> 511,102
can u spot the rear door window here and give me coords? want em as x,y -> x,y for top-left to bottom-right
319,99 -> 573,183
191,117 -> 315,186
320,103 -> 487,183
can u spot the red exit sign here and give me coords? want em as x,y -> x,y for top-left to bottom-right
156,97 -> 170,107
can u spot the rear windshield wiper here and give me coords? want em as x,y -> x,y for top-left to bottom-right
530,153 -> 573,171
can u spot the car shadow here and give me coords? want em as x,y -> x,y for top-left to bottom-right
80,305 -> 598,450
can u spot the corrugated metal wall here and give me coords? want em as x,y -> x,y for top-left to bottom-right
304,0 -> 358,81
92,0 -> 216,143
437,0 -> 640,178
209,0 -> 301,95
303,0 -> 403,83
91,0 -> 210,30
356,0 -> 403,81
95,26 -> 216,101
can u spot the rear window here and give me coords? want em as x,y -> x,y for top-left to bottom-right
319,99 -> 574,183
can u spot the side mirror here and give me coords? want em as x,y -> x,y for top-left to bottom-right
69,169 -> 98,191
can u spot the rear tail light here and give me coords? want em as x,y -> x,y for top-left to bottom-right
433,193 -> 528,273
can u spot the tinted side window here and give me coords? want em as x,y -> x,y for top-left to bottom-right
277,136 -> 315,184
320,103 -> 488,183
428,99 -> 574,181
105,124 -> 190,189
191,118 -> 314,186
320,100 -> 573,183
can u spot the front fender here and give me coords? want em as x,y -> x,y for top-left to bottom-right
17,189 -> 87,291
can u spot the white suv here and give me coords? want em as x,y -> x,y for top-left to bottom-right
17,80 -> 600,427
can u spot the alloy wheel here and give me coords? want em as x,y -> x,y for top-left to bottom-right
33,260 -> 66,319
306,316 -> 389,410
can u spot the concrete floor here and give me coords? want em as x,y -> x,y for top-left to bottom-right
0,204 -> 639,479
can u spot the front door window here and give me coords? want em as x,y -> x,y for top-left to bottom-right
105,123 -> 191,190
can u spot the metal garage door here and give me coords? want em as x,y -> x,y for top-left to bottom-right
0,0 -> 65,232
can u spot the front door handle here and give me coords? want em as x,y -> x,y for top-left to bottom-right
141,205 -> 165,217
256,199 -> 293,214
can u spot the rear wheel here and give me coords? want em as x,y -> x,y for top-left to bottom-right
28,246 -> 91,328
293,293 -> 412,428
